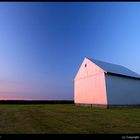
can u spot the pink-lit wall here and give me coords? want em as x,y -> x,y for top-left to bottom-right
74,58 -> 107,105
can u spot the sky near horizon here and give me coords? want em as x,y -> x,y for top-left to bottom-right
0,2 -> 140,100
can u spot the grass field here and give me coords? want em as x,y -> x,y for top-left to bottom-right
0,104 -> 140,134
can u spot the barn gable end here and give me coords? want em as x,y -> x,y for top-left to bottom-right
74,58 -> 107,106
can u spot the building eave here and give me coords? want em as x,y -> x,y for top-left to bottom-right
106,72 -> 140,80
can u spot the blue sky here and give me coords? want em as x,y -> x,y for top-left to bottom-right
0,2 -> 140,100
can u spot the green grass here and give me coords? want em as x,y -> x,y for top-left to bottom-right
0,104 -> 140,134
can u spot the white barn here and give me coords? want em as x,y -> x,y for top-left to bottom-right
74,57 -> 140,108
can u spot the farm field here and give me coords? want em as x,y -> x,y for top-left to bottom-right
0,104 -> 140,134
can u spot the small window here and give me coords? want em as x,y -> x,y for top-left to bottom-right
85,64 -> 87,67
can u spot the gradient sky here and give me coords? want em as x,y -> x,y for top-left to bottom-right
0,2 -> 140,100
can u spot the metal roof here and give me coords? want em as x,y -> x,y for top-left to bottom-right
88,58 -> 140,79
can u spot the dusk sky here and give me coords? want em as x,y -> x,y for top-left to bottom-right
0,2 -> 140,100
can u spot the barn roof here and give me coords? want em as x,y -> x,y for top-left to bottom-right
88,58 -> 140,79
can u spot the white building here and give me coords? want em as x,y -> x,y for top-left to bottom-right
74,57 -> 140,108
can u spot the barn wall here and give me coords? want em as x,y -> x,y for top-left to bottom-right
105,74 -> 140,105
74,58 -> 107,105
